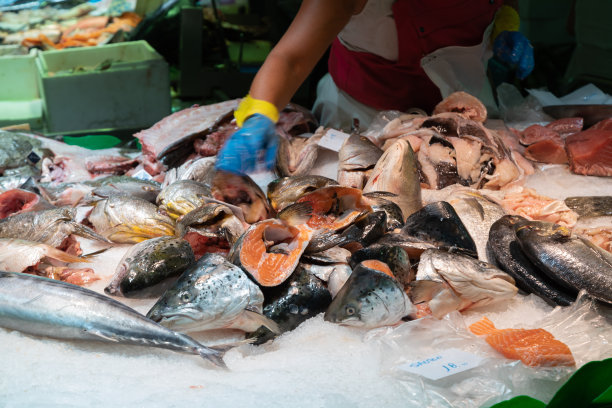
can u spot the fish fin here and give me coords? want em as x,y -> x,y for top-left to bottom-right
70,222 -> 113,243
409,280 -> 443,304
209,337 -> 257,353
44,246 -> 92,264
277,202 -> 313,226
198,347 -> 228,369
242,309 -> 282,334
81,247 -> 110,258
362,191 -> 398,198
463,197 -> 486,220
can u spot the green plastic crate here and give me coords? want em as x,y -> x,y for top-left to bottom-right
36,41 -> 171,136
0,53 -> 43,129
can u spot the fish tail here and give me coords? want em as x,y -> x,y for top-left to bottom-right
71,222 -> 113,243
198,347 -> 228,369
44,246 -> 92,264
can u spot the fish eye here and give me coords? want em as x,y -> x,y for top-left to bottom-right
180,292 -> 192,302
345,306 -> 355,316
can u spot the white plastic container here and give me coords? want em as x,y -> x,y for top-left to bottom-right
36,41 -> 171,135
0,53 -> 43,129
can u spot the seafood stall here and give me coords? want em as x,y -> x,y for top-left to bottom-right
0,90 -> 611,407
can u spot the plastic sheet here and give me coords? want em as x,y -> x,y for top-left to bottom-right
365,293 -> 612,407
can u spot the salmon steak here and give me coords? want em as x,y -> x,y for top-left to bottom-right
296,186 -> 371,231
565,119 -> 612,177
469,317 -> 575,367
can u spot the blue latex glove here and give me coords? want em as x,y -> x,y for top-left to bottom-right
215,114 -> 278,174
493,31 -> 534,80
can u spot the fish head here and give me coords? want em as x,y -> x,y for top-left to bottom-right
325,263 -> 402,328
146,284 -> 205,329
515,220 -> 571,241
211,170 -> 273,224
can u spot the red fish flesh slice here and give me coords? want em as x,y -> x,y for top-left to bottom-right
565,126 -> 612,177
468,317 -> 575,367
524,139 -> 568,164
545,117 -> 583,138
520,124 -> 562,145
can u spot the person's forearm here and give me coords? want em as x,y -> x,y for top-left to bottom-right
247,0 -> 364,112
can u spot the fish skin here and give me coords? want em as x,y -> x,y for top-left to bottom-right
157,180 -> 212,219
488,215 -> 575,306
105,236 -> 195,298
90,176 -> 161,203
379,201 -> 478,257
163,156 -> 217,188
249,265 -> 332,344
447,190 -> 507,263
88,195 -> 175,243
0,271 -> 226,368
267,175 -> 338,212
515,220 -> 612,304
146,253 -> 278,334
363,139 -> 422,220
565,196 -> 612,218
211,170 -> 273,224
0,131 -> 41,173
410,249 -> 518,319
350,245 -> 413,289
176,202 -> 245,245
362,192 -> 404,231
275,129 -> 323,177
337,134 -> 383,189
325,262 -> 415,329
0,207 -> 109,247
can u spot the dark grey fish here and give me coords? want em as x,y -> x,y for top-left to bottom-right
0,271 -> 226,368
377,201 -> 477,258
105,236 -> 195,298
487,215 -> 575,306
249,265 -> 332,344
362,192 -> 404,231
565,196 -> 612,218
515,220 -> 612,304
325,261 -> 415,329
147,254 -> 279,334
349,245 -> 413,288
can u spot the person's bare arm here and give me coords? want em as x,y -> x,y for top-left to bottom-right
249,0 -> 366,111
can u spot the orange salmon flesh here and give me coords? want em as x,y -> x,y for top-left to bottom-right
297,187 -> 371,231
469,317 -> 575,367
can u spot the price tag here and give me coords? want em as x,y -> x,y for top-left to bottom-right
317,129 -> 350,152
131,169 -> 153,181
397,348 -> 484,380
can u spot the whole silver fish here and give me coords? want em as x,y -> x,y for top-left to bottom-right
515,221 -> 612,304
0,271 -> 226,368
325,261 -> 415,329
157,180 -> 212,220
363,139 -> 422,219
105,236 -> 195,298
410,249 -> 517,319
0,207 -> 109,247
147,253 -> 279,333
88,195 -> 175,243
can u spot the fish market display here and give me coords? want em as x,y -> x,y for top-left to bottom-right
469,316 -> 575,367
147,253 -> 279,334
0,271 -> 226,368
105,236 -> 195,298
1,90 -> 610,391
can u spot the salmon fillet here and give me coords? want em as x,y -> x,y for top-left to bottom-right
468,317 -> 575,367
524,139 -> 568,164
565,125 -> 612,177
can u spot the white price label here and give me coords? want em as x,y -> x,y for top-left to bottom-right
317,129 -> 351,152
397,348 -> 484,380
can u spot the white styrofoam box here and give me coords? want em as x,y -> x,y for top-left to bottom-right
0,54 -> 43,128
36,40 -> 171,135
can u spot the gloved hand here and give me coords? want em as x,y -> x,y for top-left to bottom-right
491,5 -> 534,80
493,30 -> 534,80
215,96 -> 280,174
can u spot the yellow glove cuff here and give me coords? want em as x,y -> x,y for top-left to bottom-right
492,5 -> 520,41
234,95 -> 280,127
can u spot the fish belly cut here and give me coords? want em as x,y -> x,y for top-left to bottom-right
468,317 -> 575,367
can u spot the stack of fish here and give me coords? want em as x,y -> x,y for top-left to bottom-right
0,92 -> 610,370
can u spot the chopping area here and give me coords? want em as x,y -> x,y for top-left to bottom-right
1,1 -> 611,407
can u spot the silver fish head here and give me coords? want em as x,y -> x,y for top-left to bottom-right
157,180 -> 212,219
267,175 -> 338,212
325,262 -> 413,329
146,253 -> 263,332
